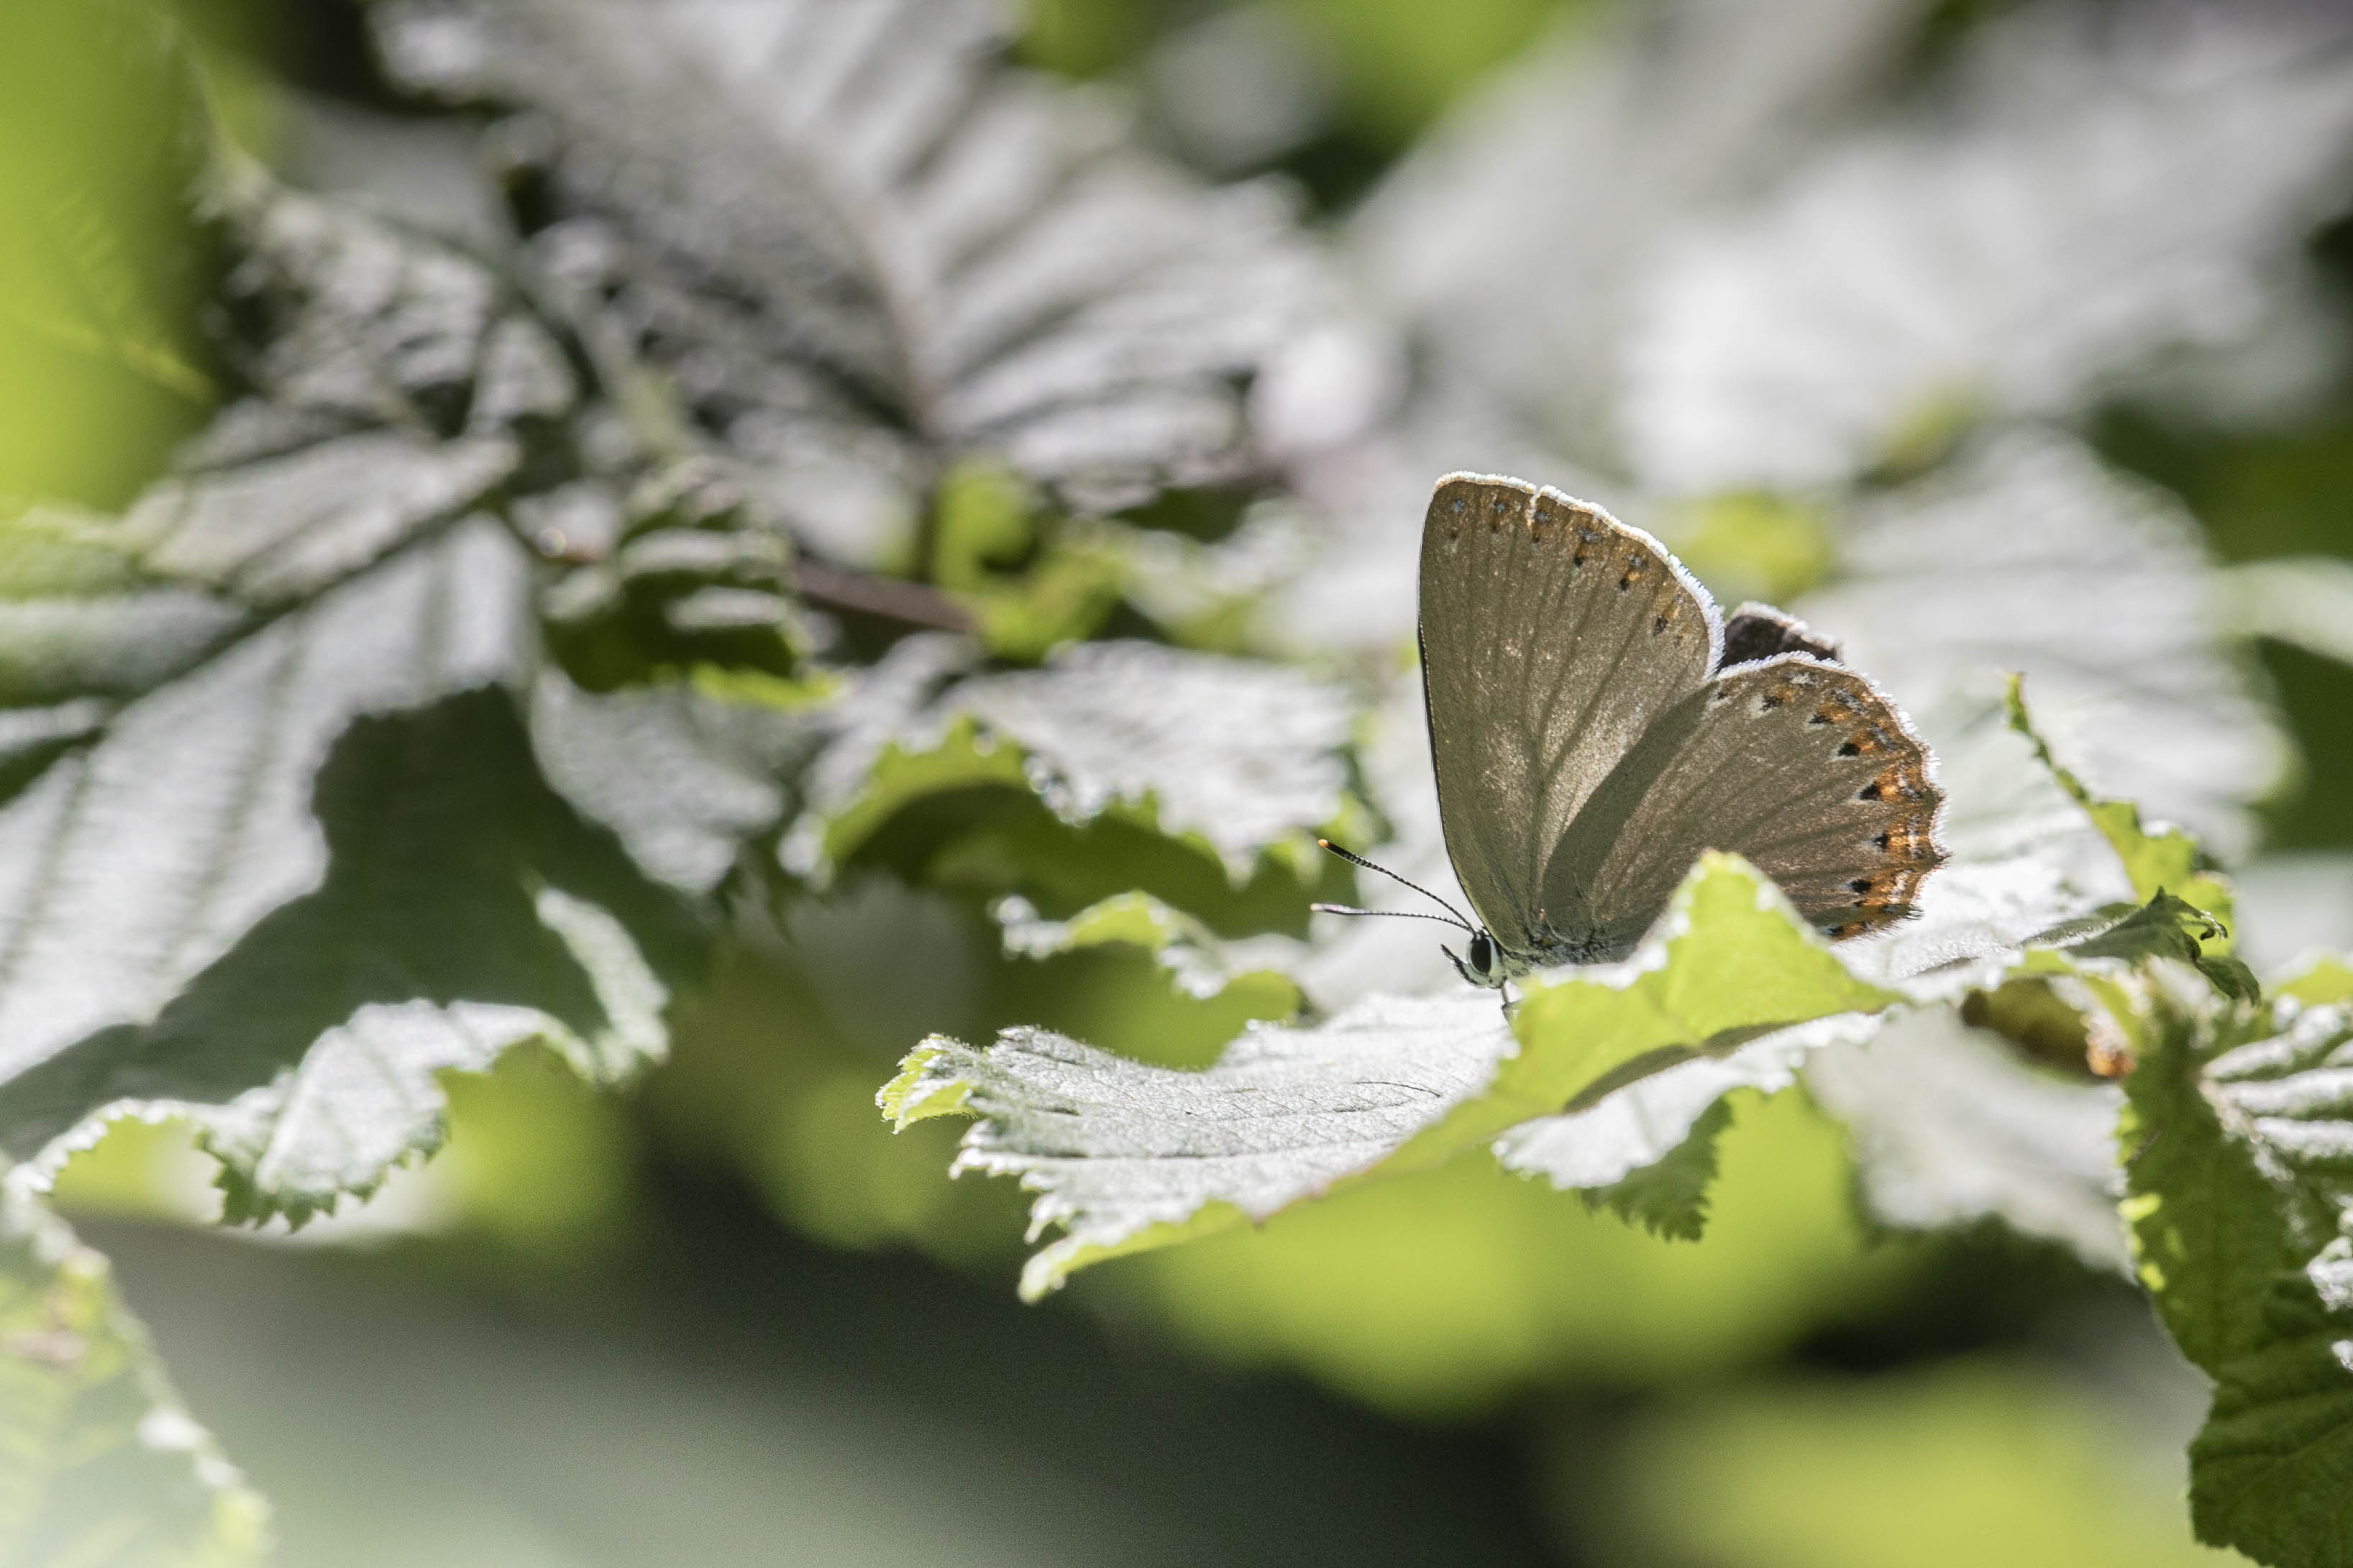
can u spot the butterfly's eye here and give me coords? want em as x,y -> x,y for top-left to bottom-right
1468,932 -> 1495,976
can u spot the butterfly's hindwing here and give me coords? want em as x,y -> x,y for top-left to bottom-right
1418,473 -> 1719,964
1547,654 -> 1944,957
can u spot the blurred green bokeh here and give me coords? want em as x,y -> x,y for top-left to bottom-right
0,1 -> 216,507
1581,1362 -> 2244,1567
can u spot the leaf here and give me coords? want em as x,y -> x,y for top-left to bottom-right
1574,1095 -> 1734,1244
538,479 -> 806,696
928,459 -> 1128,661
373,0 -> 1333,549
1,688 -> 695,1224
2003,669 -> 2237,931
0,1190 -> 269,1566
1806,1006 -> 2130,1271
206,169 -> 572,452
1350,0 -> 1919,473
787,636 -> 1353,886
992,890 -> 1303,1007
527,669 -> 804,896
1799,431 -> 2285,861
881,853 -> 1901,1298
2121,975 -> 2353,1567
1619,4 -> 2353,491
2217,554 -> 2353,669
1492,1010 -> 1880,1230
0,175 -> 706,1223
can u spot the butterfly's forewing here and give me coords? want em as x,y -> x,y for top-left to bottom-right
1419,474 -> 1720,958
1544,654 -> 1944,957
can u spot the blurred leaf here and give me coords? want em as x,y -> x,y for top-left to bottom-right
1808,1007 -> 2129,1272
527,669 -> 805,897
789,636 -> 1353,890
0,1191 -> 270,1566
539,465 -> 808,696
882,853 -> 1899,1298
1,688 -> 696,1225
0,160 -> 783,1226
2217,555 -> 2353,670
1802,431 -> 2284,861
375,0 -> 1334,549
2004,671 -> 2237,934
993,889 -> 1303,1011
1621,4 -> 2353,492
2120,974 -> 2353,1567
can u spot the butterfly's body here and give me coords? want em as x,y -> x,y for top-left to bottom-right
1411,473 -> 1944,986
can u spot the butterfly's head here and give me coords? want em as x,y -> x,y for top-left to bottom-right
1448,930 -> 1507,989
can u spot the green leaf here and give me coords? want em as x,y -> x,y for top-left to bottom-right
1,688 -> 697,1224
994,890 -> 1304,1009
0,1191 -> 269,1565
0,175 -> 713,1224
881,852 -> 1901,1298
375,0 -> 1332,538
1491,1009 -> 1866,1219
926,459 -> 1127,661
2004,673 -> 2237,937
787,636 -> 1354,889
1576,1095 -> 1735,1242
1808,1005 -> 2131,1271
538,465 -> 810,695
2122,973 -> 2353,1565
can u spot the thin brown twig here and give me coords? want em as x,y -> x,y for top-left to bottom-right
791,556 -> 974,633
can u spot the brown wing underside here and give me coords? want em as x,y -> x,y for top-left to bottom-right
1541,654 -> 1945,960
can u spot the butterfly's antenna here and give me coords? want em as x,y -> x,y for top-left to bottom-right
1314,840 -> 1479,932
1310,902 -> 1476,932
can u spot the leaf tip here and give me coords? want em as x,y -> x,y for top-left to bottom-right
877,1038 -> 974,1129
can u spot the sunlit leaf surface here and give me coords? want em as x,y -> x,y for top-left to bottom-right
0,177 -> 693,1224
789,636 -> 1353,884
884,853 -> 1898,1297
375,0 -> 1333,553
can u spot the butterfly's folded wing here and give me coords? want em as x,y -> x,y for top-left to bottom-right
1419,474 -> 1719,955
1543,654 -> 1944,957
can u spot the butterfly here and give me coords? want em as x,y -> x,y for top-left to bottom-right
1320,472 -> 1945,990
